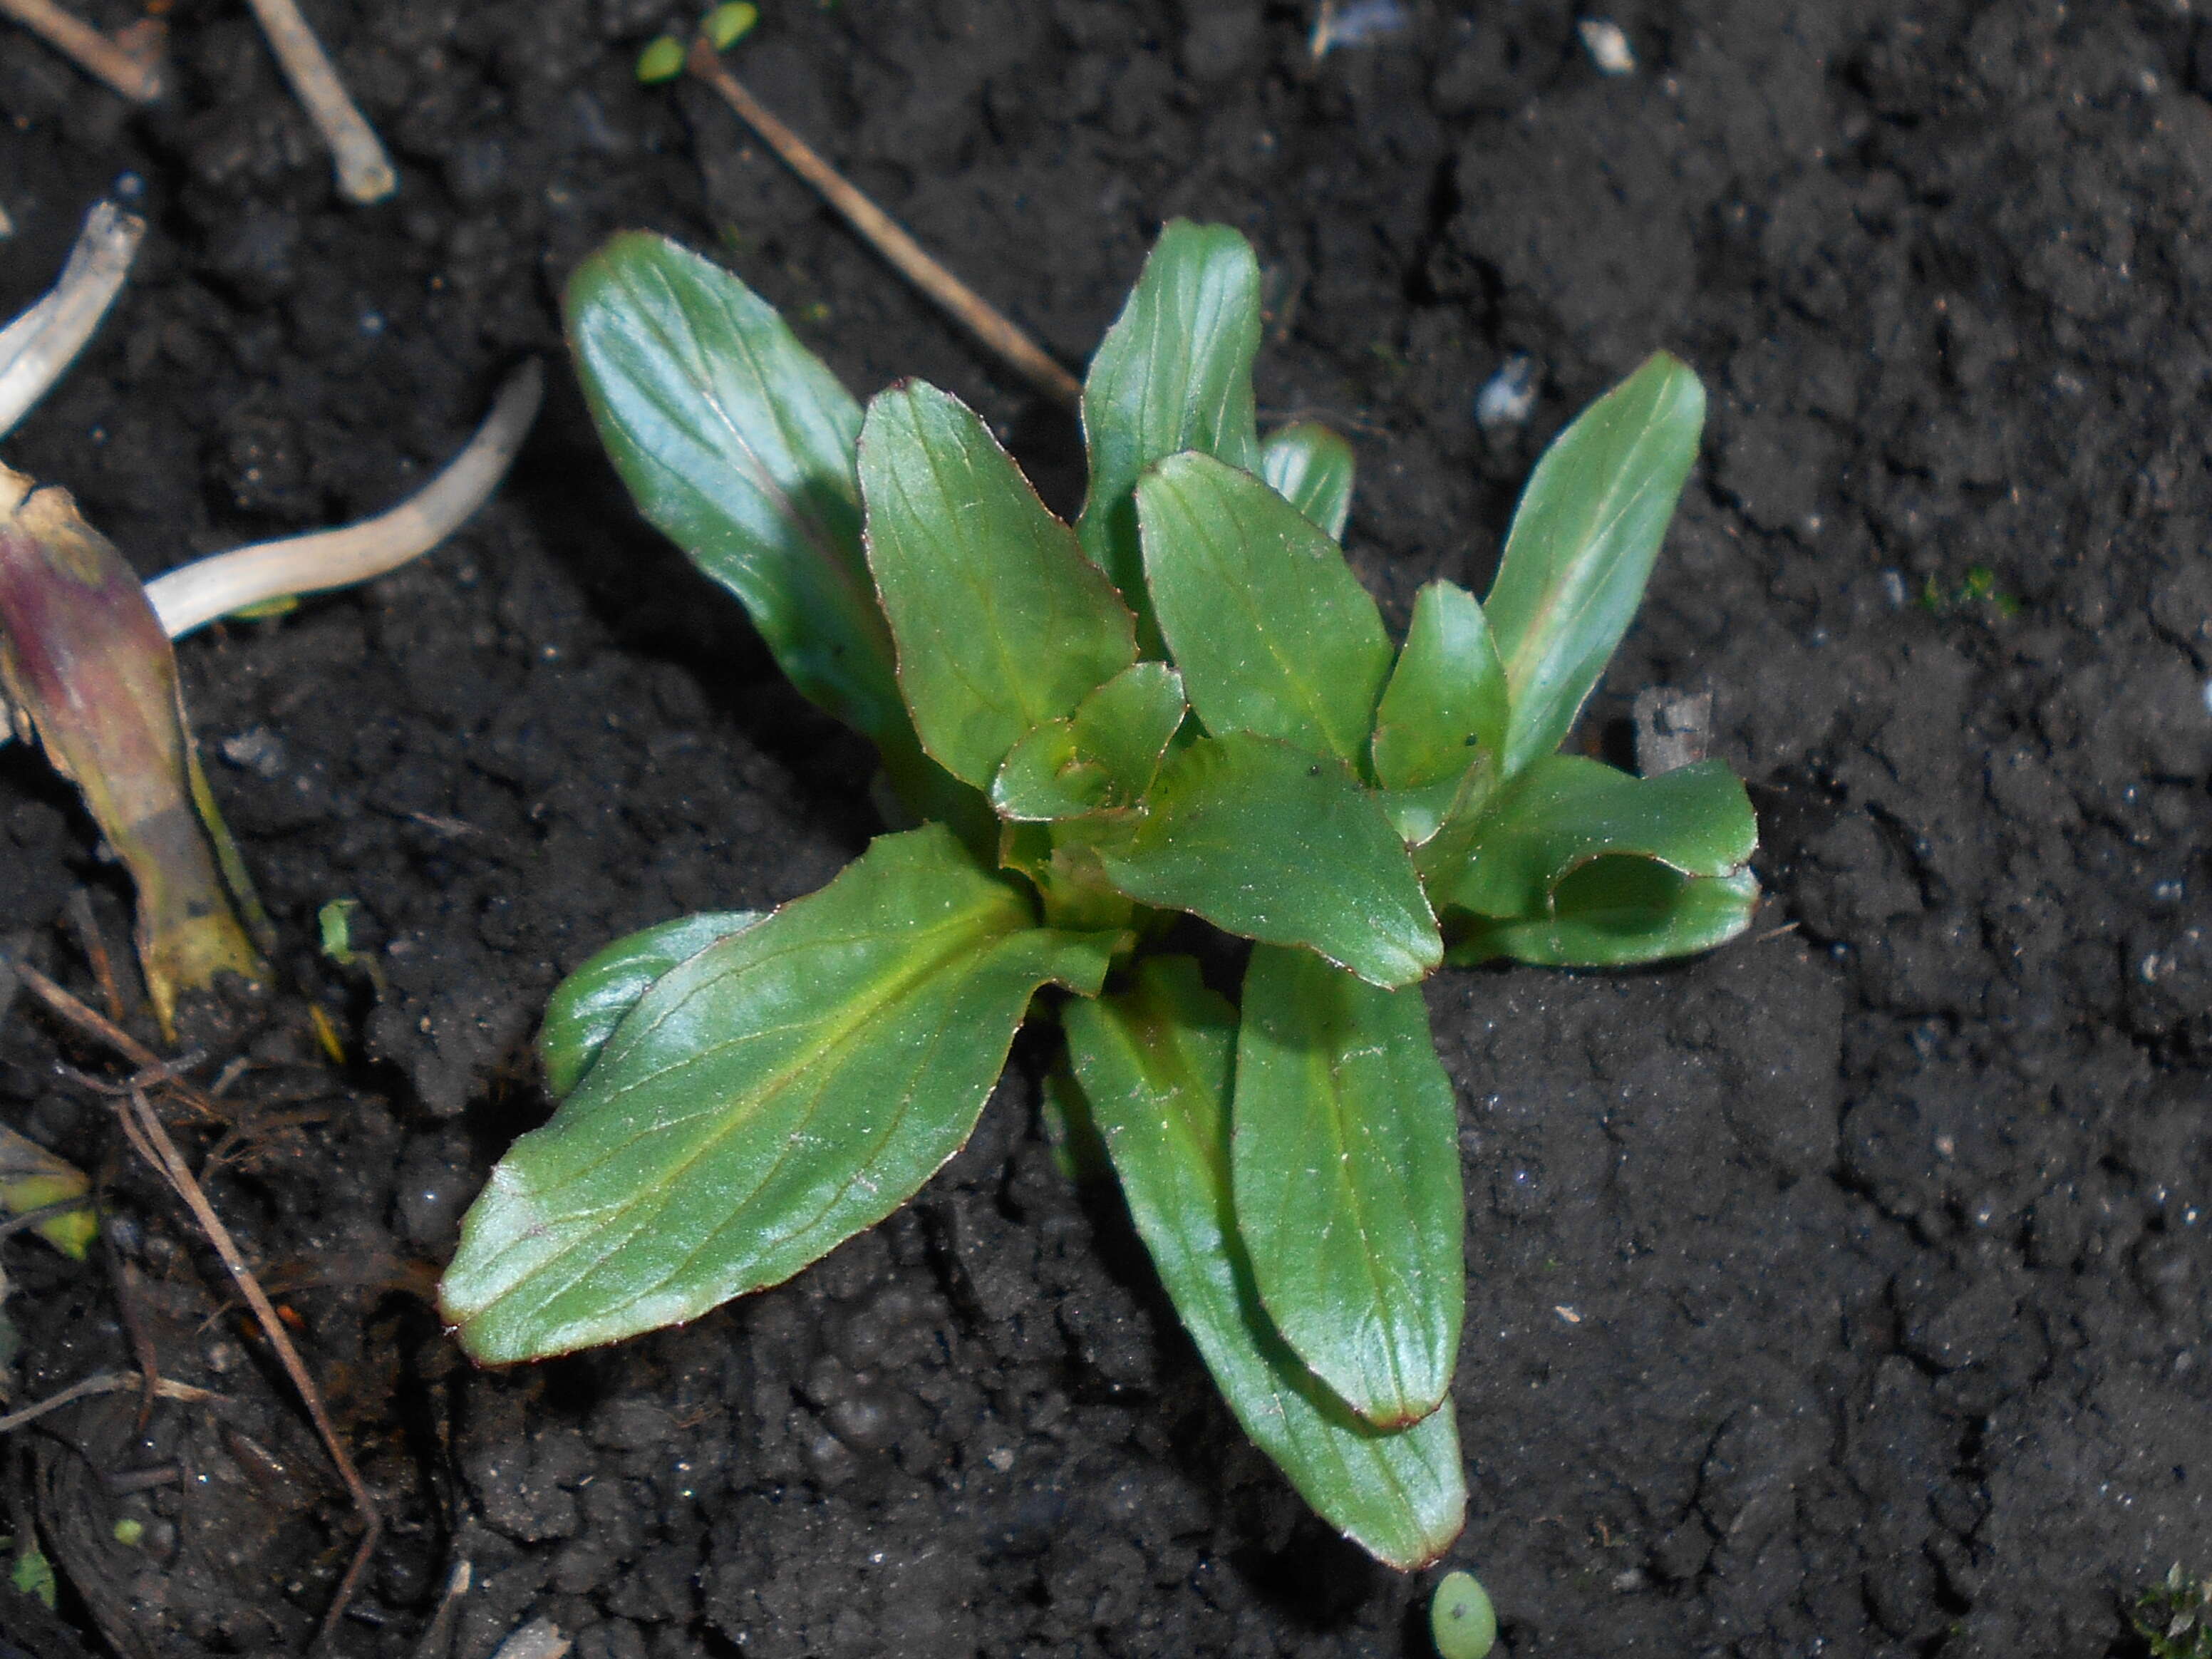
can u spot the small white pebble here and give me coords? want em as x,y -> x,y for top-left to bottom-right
1578,19 -> 1636,75
2199,678 -> 2212,717
1475,353 -> 1539,429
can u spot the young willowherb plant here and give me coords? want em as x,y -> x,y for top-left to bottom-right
438,222 -> 1758,1568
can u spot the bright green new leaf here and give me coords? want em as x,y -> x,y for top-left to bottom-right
1482,353 -> 1705,776
1422,754 -> 1755,921
1371,580 -> 1508,794
441,827 -> 1116,1363
1431,1571 -> 1499,1659
1137,451 -> 1391,768
539,911 -> 763,1100
1260,423 -> 1355,542
567,234 -> 904,745
1064,958 -> 1466,1570
1447,863 -> 1759,967
1090,731 -> 1440,989
1076,222 -> 1263,626
989,663 -> 1187,822
1233,946 -> 1463,1428
991,721 -> 1110,821
1070,661 -> 1187,797
862,381 -> 1136,787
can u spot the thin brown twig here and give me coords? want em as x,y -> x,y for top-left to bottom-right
0,1370 -> 216,1437
242,0 -> 396,204
684,35 -> 1081,410
112,1087 -> 381,1651
64,889 -> 126,1026
1,953 -> 220,1120
0,0 -> 161,101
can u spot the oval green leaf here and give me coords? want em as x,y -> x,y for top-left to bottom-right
1482,352 -> 1705,776
861,381 -> 1137,788
1075,221 -> 1263,629
566,233 -> 902,745
1232,945 -> 1464,1428
1088,730 -> 1440,989
1447,863 -> 1759,967
1371,579 -> 1508,794
442,826 -> 1116,1363
989,663 -> 1188,822
539,911 -> 764,1100
1064,957 -> 1466,1571
1421,753 -> 1755,922
1260,422 -> 1355,542
1137,450 -> 1392,768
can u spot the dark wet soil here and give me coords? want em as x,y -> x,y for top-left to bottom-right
4,0 -> 2212,1654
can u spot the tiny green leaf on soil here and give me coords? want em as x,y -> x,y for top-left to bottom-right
861,381 -> 1136,788
1259,422 -> 1356,542
1446,862 -> 1759,968
1075,219 -> 1263,634
441,825 -> 1115,1363
1088,730 -> 1441,989
566,233 -> 906,747
1064,957 -> 1466,1570
538,910 -> 765,1100
1421,753 -> 1756,921
1137,450 -> 1391,768
1371,579 -> 1509,794
1231,945 -> 1464,1427
1482,351 -> 1705,777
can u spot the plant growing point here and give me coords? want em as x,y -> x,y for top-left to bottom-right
441,220 -> 1759,1568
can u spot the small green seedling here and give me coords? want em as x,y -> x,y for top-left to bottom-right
317,898 -> 361,968
639,3 -> 757,81
440,222 -> 1758,1569
2138,1564 -> 2212,1659
1430,1571 -> 1497,1659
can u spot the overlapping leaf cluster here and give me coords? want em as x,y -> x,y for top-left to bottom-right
440,223 -> 1758,1568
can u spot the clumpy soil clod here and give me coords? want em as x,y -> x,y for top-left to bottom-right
4,1 -> 2212,1655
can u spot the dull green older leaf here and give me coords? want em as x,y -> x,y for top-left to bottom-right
567,234 -> 901,745
443,826 -> 1115,1363
1076,222 -> 1263,634
1089,731 -> 1439,988
1483,353 -> 1704,776
861,381 -> 1135,787
1447,862 -> 1759,967
1137,451 -> 1390,768
1260,423 -> 1356,542
1064,958 -> 1464,1570
1231,946 -> 1463,1427
539,911 -> 764,1100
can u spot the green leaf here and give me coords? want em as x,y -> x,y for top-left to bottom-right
861,381 -> 1137,788
1137,451 -> 1391,768
442,826 -> 1115,1363
1421,754 -> 1755,921
1232,946 -> 1464,1428
1447,864 -> 1759,967
1370,581 -> 1508,794
1069,661 -> 1187,797
539,911 -> 764,1100
1482,353 -> 1705,775
1260,423 -> 1356,542
991,662 -> 1191,822
1064,958 -> 1465,1571
566,233 -> 904,745
1075,221 -> 1263,630
1087,731 -> 1440,989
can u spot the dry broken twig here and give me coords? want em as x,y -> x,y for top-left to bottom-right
0,199 -> 144,440
111,1085 -> 381,1651
0,0 -> 161,101
146,358 -> 544,638
1,951 -> 222,1120
243,0 -> 396,204
684,35 -> 1080,409
0,1370 -> 217,1437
